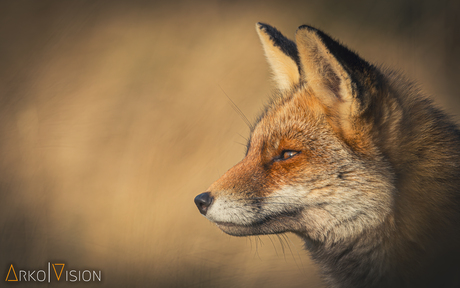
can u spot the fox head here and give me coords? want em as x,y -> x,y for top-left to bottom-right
195,23 -> 396,245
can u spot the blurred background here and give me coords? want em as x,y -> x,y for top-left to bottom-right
0,0 -> 459,287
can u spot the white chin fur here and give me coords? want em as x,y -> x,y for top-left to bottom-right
206,186 -> 308,225
205,196 -> 255,225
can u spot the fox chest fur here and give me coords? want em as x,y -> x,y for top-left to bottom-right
194,23 -> 460,288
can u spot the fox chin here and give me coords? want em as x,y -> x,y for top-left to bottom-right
194,23 -> 460,288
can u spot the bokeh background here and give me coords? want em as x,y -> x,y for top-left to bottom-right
1,1 -> 459,287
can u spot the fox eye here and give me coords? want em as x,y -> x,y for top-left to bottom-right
279,150 -> 299,160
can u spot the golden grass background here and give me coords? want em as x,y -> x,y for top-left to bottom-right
0,1 -> 459,287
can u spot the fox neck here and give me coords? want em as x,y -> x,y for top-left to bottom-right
297,215 -> 446,288
297,216 -> 398,288
300,206 -> 459,288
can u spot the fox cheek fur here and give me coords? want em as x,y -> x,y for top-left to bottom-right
205,107 -> 393,243
194,22 -> 460,288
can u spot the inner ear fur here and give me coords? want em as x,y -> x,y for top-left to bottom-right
295,25 -> 371,139
256,23 -> 301,92
295,26 -> 355,111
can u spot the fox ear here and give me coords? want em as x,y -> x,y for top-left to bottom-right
296,25 -> 354,112
256,23 -> 301,92
295,25 -> 375,132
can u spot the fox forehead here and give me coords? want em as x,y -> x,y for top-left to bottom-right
248,87 -> 331,154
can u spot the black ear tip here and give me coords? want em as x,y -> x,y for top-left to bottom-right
296,24 -> 317,34
256,22 -> 271,31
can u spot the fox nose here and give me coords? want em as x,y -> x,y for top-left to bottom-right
194,192 -> 213,216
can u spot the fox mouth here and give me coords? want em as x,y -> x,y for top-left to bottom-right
213,210 -> 303,236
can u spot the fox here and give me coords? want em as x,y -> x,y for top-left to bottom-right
194,23 -> 460,288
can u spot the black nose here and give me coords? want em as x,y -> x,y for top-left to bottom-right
194,192 -> 213,215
